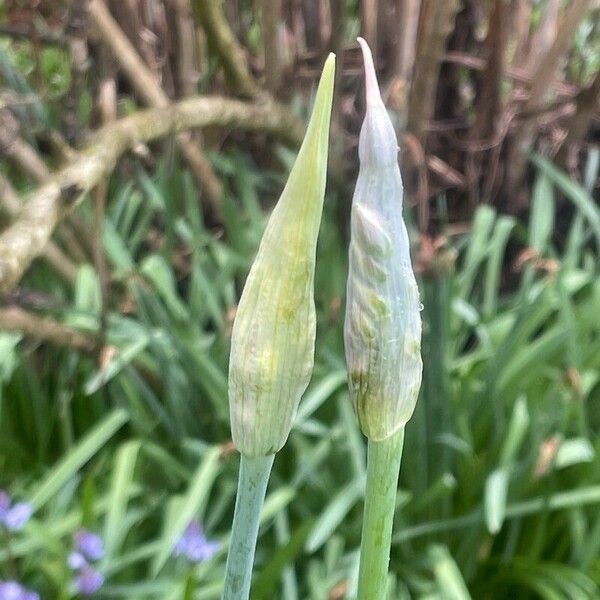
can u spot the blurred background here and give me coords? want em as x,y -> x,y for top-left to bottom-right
0,0 -> 599,598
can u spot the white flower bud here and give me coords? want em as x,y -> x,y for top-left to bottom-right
229,55 -> 336,456
344,39 -> 422,441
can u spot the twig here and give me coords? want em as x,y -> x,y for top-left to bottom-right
442,51 -> 579,97
512,0 -> 533,67
172,0 -> 198,97
260,0 -> 284,93
191,0 -> 262,99
472,0 -> 509,140
0,24 -> 67,47
556,68 -> 600,166
88,0 -> 224,218
360,0 -> 378,56
0,110 -> 50,182
525,0 -> 595,112
391,0 -> 421,115
63,0 -> 90,146
523,0 -> 560,72
92,50 -> 117,356
407,0 -> 460,145
0,95 -> 303,296
0,109 -> 93,259
0,305 -> 96,353
504,0 -> 596,200
0,173 -> 77,282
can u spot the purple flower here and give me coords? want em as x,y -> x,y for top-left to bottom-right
74,529 -> 104,561
3,503 -> 33,532
75,566 -> 104,596
68,551 -> 88,570
0,491 -> 33,532
173,521 -> 219,563
0,580 -> 40,600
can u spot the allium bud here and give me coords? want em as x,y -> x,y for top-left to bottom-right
229,54 -> 335,457
344,39 -> 422,441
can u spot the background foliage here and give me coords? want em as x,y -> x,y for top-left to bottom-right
0,0 -> 599,598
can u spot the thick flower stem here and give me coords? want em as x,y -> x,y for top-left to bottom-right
223,453 -> 275,600
357,427 -> 405,600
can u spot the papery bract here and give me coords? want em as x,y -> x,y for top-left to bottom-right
229,54 -> 335,456
344,38 -> 422,441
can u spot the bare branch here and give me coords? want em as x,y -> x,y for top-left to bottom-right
526,0 -> 595,112
0,306 -> 96,353
191,0 -> 263,99
88,0 -> 224,216
0,95 -> 303,296
0,173 -> 77,282
407,0 -> 460,145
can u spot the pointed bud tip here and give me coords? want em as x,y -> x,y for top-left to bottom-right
357,37 -> 381,106
356,37 -> 398,166
300,51 -> 335,152
319,53 -> 336,89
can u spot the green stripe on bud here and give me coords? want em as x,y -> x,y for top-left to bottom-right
344,38 -> 422,441
229,54 -> 336,457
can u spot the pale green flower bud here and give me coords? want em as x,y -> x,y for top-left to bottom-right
344,39 -> 422,441
229,54 -> 335,457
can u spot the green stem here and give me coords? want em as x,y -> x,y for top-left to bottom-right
223,453 -> 275,600
357,427 -> 405,600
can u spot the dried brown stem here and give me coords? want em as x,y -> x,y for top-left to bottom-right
0,24 -> 66,47
191,0 -> 262,99
0,95 -> 303,296
0,306 -> 96,353
442,51 -> 579,97
88,0 -> 224,217
556,68 -> 600,166
360,0 -> 379,54
473,0 -> 510,140
408,0 -> 460,145
526,0 -> 594,112
523,0 -> 560,72
0,174 -> 77,282
393,0 -> 421,89
4,136 -> 51,183
172,0 -> 198,97
261,0 -> 284,93
505,0 -> 596,199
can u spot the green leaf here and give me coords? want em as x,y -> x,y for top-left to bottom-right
484,468 -> 509,534
29,410 -> 129,510
429,545 -> 472,600
555,438 -> 594,469
140,254 -> 189,321
530,154 -> 600,250
103,441 -> 141,563
305,479 -> 362,553
529,172 -> 555,254
152,446 -> 221,575
84,334 -> 151,395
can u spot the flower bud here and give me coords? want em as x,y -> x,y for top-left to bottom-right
229,54 -> 336,456
344,39 -> 422,441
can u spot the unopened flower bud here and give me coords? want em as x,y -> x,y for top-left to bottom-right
344,39 -> 422,441
229,54 -> 336,456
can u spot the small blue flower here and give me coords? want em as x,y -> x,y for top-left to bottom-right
74,529 -> 104,561
3,503 -> 33,532
68,551 -> 88,570
0,580 -> 40,600
0,491 -> 33,532
75,566 -> 104,596
173,521 -> 219,563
